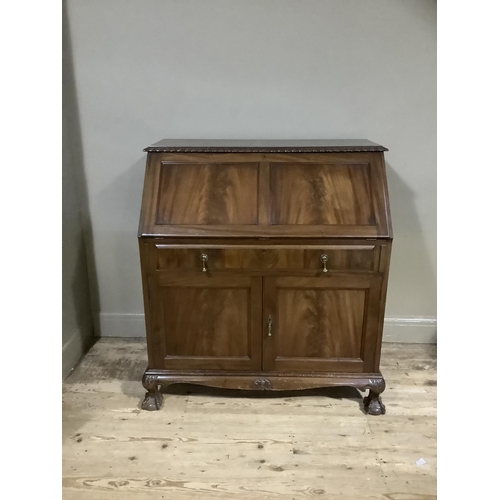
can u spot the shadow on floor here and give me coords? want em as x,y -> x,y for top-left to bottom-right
162,384 -> 363,401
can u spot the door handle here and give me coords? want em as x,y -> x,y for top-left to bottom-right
200,253 -> 208,272
320,254 -> 328,273
267,315 -> 272,337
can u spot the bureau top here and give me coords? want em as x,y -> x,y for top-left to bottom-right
144,139 -> 388,153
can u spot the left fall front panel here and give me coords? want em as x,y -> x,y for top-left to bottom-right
146,272 -> 263,371
155,162 -> 259,225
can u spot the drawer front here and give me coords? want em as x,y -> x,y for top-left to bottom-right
154,245 -> 379,273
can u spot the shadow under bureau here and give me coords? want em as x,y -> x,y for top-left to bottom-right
138,140 -> 392,415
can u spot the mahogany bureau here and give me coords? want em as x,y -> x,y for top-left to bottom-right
138,140 -> 392,415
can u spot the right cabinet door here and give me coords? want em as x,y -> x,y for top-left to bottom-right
262,274 -> 383,373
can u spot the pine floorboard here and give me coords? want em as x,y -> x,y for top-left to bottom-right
63,339 -> 437,499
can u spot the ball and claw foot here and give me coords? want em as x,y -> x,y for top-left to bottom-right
363,390 -> 386,415
141,391 -> 163,411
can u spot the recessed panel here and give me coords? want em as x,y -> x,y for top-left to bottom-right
156,163 -> 258,225
277,288 -> 366,359
269,163 -> 374,225
162,287 -> 250,357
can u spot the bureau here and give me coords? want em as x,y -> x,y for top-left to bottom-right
138,140 -> 392,415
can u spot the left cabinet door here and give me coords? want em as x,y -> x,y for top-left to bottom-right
146,272 -> 262,371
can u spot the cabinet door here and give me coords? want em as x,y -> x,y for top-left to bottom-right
262,275 -> 383,373
147,273 -> 262,371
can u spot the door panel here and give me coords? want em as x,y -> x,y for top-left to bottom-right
276,288 -> 366,358
263,275 -> 382,373
148,273 -> 262,370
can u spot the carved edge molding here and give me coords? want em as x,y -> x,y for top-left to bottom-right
141,372 -> 385,392
144,147 -> 388,153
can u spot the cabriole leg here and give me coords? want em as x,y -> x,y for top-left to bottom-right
141,373 -> 163,411
362,378 -> 386,416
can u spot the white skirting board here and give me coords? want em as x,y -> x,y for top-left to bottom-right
93,313 -> 437,344
62,328 -> 94,379
382,317 -> 437,344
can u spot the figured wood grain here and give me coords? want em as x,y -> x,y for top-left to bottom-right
276,288 -> 366,359
155,162 -> 258,225
269,162 -> 374,225
147,273 -> 262,371
62,339 -> 436,500
154,245 -> 377,272
263,275 -> 383,373
138,151 -> 392,238
162,288 -> 249,357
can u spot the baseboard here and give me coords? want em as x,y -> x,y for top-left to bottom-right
94,313 -> 437,344
62,328 -> 94,379
382,317 -> 437,343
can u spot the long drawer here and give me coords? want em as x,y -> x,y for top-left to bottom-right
153,244 -> 379,273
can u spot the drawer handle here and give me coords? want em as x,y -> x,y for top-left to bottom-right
201,254 -> 208,272
320,254 -> 328,273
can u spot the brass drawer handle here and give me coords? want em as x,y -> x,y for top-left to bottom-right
320,254 -> 328,273
201,254 -> 208,272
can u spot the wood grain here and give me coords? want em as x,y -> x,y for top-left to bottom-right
63,339 -> 436,500
154,245 -> 377,272
148,273 -> 262,371
141,223 -> 382,238
269,162 -> 374,225
276,288 -> 366,359
263,275 -> 383,373
155,162 -> 258,225
138,151 -> 392,238
162,288 -> 249,357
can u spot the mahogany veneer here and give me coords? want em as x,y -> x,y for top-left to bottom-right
138,140 -> 392,415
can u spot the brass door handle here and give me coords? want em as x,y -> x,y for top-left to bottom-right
267,315 -> 272,337
201,254 -> 208,272
320,254 -> 328,273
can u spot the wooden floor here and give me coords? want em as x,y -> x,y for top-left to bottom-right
62,339 -> 437,499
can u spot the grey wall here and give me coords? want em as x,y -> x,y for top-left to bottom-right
62,0 -> 94,378
66,0 -> 436,343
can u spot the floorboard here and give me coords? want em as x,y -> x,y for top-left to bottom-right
63,339 -> 437,499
